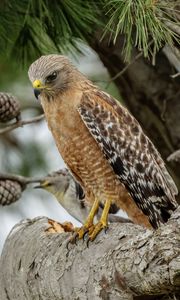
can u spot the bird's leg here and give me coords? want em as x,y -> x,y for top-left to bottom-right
88,198 -> 112,241
75,197 -> 99,239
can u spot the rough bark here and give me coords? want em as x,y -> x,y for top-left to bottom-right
0,207 -> 179,300
90,34 -> 180,198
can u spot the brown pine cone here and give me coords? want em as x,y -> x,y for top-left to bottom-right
0,92 -> 21,122
0,180 -> 22,205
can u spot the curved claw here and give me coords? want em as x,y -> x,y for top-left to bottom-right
86,224 -> 108,246
76,226 -> 89,239
86,237 -> 91,248
104,226 -> 109,234
66,232 -> 79,251
66,223 -> 94,247
88,221 -> 108,242
83,232 -> 87,241
76,223 -> 95,240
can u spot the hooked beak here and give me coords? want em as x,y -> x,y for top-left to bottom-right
34,89 -> 41,99
34,184 -> 42,189
33,79 -> 44,99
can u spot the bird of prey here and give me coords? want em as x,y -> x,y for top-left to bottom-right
28,54 -> 178,241
35,168 -> 132,225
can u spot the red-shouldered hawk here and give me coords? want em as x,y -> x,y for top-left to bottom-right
28,55 -> 178,241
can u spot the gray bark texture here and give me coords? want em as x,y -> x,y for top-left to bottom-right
0,207 -> 179,300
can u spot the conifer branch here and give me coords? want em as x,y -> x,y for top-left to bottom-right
0,114 -> 44,135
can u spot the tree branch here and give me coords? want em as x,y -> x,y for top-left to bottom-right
0,173 -> 42,185
167,150 -> 180,163
0,114 -> 44,135
0,207 -> 179,300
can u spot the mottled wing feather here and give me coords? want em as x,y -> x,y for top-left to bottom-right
74,180 -> 85,201
147,139 -> 178,196
77,90 -> 178,228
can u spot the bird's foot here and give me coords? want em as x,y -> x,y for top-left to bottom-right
66,222 -> 94,249
74,223 -> 95,239
67,197 -> 100,245
66,220 -> 108,250
88,220 -> 108,242
69,220 -> 95,243
86,198 -> 111,242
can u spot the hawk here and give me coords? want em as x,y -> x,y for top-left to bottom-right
28,55 -> 178,241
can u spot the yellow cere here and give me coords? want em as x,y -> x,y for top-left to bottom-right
33,79 -> 43,89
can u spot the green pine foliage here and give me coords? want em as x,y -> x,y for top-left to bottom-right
103,0 -> 179,60
0,0 -> 179,65
0,0 -> 100,65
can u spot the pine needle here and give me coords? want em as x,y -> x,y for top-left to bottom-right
103,0 -> 179,61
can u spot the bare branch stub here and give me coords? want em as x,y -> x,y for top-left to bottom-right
167,150 -> 180,162
0,114 -> 44,135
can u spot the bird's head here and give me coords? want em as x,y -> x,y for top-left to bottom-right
28,54 -> 80,101
34,169 -> 71,200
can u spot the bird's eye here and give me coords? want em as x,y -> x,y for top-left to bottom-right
46,71 -> 58,83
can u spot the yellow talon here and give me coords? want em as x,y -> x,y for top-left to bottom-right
88,221 -> 106,241
69,198 -> 112,243
75,197 -> 99,239
89,198 -> 112,241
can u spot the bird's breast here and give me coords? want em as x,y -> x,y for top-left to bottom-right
41,90 -> 82,138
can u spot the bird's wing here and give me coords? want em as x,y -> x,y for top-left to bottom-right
77,90 -> 178,228
74,180 -> 86,207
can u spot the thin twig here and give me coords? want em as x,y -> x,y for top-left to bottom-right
0,173 -> 43,185
104,51 -> 144,89
108,40 -> 154,84
167,149 -> 180,162
94,41 -> 154,88
93,52 -> 143,87
0,114 -> 44,135
171,72 -> 180,78
110,52 -> 143,82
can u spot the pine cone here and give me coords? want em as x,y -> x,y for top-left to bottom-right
0,180 -> 22,205
0,92 -> 21,122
